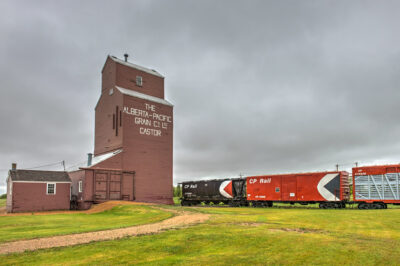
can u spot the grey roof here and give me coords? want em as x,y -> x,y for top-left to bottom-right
68,149 -> 123,172
116,86 -> 173,106
108,55 -> 164,78
9,170 -> 71,182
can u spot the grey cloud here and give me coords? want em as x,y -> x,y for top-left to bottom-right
1,0 -> 400,193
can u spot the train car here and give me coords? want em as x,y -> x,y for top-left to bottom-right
180,178 -> 246,206
246,171 -> 350,208
353,164 -> 400,209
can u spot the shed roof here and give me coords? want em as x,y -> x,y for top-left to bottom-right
67,149 -> 123,172
9,170 -> 71,182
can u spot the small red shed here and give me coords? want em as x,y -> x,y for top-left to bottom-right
6,166 -> 72,213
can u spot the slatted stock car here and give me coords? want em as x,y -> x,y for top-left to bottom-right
180,164 -> 400,209
353,164 -> 400,209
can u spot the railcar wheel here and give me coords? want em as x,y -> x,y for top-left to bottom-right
374,203 -> 386,209
358,203 -> 368,209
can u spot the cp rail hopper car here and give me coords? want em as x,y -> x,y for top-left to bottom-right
180,178 -> 246,206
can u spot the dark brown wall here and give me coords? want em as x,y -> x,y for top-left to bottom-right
94,87 -> 124,156
122,173 -> 135,200
91,152 -> 123,170
10,182 -> 70,213
121,96 -> 173,204
83,170 -> 94,203
115,62 -> 164,99
101,57 -> 116,93
70,170 -> 94,203
69,170 -> 85,200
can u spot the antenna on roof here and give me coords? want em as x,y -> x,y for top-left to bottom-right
124,53 -> 129,62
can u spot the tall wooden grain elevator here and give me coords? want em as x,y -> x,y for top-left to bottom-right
69,55 -> 173,208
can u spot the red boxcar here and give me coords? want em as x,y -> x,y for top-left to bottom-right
353,164 -> 400,209
246,171 -> 350,208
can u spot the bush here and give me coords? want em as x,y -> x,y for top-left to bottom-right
0,194 -> 6,199
173,186 -> 182,197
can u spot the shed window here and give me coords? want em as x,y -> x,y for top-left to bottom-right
47,183 -> 56,195
79,181 -> 83,193
136,76 -> 143,86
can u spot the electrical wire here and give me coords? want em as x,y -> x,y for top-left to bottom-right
24,161 -> 64,170
65,159 -> 89,171
0,160 -> 64,172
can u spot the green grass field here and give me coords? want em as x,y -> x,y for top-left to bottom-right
1,205 -> 400,265
0,199 -> 5,208
0,205 -> 172,243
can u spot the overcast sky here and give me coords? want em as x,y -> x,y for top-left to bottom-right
1,0 -> 400,194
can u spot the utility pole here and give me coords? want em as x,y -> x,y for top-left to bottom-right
355,162 -> 358,167
62,160 -> 66,171
335,164 -> 339,171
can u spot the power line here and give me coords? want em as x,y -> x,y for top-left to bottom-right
24,161 -> 64,170
0,160 -> 64,172
65,159 -> 88,171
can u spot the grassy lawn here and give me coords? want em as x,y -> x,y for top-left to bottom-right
0,199 -> 5,208
173,196 -> 181,205
0,205 -> 172,243
1,205 -> 400,265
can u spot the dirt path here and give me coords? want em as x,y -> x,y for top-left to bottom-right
0,207 -> 209,255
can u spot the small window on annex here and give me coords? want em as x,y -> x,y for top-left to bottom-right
136,76 -> 143,86
47,183 -> 56,195
79,181 -> 83,193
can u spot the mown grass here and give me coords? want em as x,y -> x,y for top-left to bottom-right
1,205 -> 400,265
0,199 -> 5,208
0,205 -> 172,243
173,196 -> 181,205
